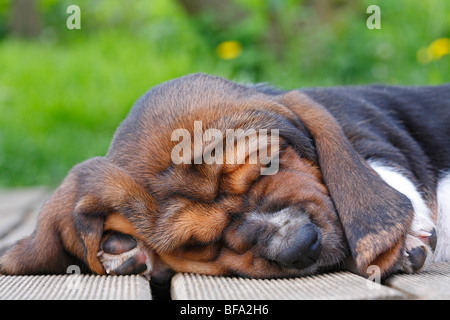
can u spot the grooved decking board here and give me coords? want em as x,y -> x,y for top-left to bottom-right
385,263 -> 450,300
0,188 -> 49,240
171,271 -> 405,300
0,275 -> 151,300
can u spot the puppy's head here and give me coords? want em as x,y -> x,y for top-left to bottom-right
105,74 -> 413,279
0,74 -> 414,280
148,139 -> 345,278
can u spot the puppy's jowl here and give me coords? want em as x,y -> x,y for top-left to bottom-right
1,74 -> 449,283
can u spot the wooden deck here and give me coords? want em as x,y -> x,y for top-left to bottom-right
0,188 -> 449,300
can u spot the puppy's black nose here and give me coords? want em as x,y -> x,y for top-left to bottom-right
276,223 -> 322,269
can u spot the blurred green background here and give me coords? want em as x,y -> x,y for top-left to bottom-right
0,0 -> 449,187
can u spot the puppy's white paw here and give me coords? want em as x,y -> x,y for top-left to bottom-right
97,232 -> 154,279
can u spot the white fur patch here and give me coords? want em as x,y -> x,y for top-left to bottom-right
248,208 -> 309,237
435,172 -> 450,262
368,161 -> 436,236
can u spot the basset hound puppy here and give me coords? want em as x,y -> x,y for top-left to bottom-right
1,74 -> 449,284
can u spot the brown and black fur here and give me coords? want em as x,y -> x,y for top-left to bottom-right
1,74 -> 449,281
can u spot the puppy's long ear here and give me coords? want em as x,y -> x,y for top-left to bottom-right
0,157 -> 157,275
277,91 -> 414,277
0,171 -> 91,275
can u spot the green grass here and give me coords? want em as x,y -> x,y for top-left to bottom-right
0,0 -> 449,187
0,32 -> 217,186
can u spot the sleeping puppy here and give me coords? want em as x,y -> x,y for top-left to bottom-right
1,74 -> 449,283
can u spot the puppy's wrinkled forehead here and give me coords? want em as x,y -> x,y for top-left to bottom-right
108,73 -> 315,178
133,73 -> 264,130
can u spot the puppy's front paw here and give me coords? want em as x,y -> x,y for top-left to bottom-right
98,232 -> 153,279
401,230 -> 436,273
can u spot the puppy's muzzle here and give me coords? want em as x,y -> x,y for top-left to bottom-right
275,223 -> 322,269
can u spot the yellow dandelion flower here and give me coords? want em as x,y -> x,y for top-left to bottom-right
417,37 -> 450,64
216,41 -> 242,60
429,38 -> 450,59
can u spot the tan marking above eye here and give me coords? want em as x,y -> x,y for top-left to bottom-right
158,252 -> 227,276
104,212 -> 139,236
221,163 -> 263,194
174,243 -> 221,262
170,203 -> 230,244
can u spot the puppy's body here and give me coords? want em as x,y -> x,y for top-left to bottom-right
303,85 -> 450,179
1,74 -> 449,281
301,85 -> 450,263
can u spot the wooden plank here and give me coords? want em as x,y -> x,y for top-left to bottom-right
0,275 -> 151,300
0,187 -> 48,212
171,271 -> 405,300
0,189 -> 50,252
385,262 -> 450,300
0,188 -> 48,239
